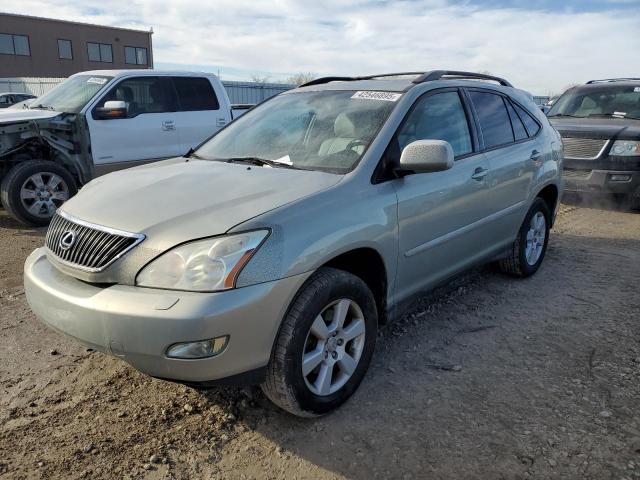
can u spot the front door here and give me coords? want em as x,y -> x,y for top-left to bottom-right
86,76 -> 183,168
392,89 -> 495,303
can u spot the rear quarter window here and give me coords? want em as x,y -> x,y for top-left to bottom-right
468,91 -> 514,149
173,77 -> 220,111
513,103 -> 541,137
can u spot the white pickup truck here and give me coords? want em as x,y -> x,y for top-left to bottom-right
0,70 -> 250,226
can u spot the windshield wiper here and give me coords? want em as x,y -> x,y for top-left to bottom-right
183,147 -> 210,160
224,157 -> 298,169
587,113 -> 639,119
30,103 -> 55,111
547,113 -> 582,118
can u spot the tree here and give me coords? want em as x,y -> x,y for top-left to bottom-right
250,74 -> 272,84
285,72 -> 317,86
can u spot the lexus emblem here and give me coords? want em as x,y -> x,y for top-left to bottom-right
59,231 -> 77,251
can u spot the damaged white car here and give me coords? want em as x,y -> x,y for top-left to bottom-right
0,70 -> 249,226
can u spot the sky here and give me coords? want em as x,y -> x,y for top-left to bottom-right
4,0 -> 640,94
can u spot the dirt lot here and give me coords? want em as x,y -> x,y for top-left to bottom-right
1,202 -> 639,480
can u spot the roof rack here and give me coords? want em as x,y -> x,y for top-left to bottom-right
298,70 -> 513,88
298,72 -> 426,88
412,70 -> 512,87
586,78 -> 640,84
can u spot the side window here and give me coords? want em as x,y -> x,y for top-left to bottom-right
95,77 -> 177,118
172,77 -> 220,111
0,95 -> 8,105
513,103 -> 541,137
468,91 -> 514,149
505,100 -> 528,141
397,91 -> 472,157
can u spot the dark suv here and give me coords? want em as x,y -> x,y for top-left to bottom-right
547,78 -> 640,209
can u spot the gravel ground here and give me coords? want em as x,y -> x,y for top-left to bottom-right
1,202 -> 639,480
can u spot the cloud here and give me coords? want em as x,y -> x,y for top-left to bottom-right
3,0 -> 640,93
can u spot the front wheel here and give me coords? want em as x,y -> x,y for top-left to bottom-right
498,198 -> 551,277
0,160 -> 77,226
262,267 -> 378,417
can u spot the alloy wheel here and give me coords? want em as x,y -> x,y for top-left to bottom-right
301,298 -> 366,396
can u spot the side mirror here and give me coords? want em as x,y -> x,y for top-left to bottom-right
94,100 -> 128,120
399,140 -> 454,174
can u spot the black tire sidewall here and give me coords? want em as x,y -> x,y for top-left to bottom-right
1,161 -> 77,226
283,271 -> 377,415
517,198 -> 551,276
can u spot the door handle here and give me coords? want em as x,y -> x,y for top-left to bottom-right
471,167 -> 489,181
530,150 -> 542,162
162,120 -> 175,131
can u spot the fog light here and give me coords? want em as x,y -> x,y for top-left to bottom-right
610,174 -> 631,182
166,336 -> 228,359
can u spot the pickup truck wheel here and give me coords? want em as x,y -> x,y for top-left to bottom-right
498,198 -> 551,277
262,267 -> 377,417
0,160 -> 76,226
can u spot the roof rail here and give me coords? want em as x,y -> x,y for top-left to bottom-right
412,70 -> 513,87
586,78 -> 640,84
298,70 -> 513,88
298,72 -> 426,88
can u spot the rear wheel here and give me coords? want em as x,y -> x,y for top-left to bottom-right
498,198 -> 551,277
262,267 -> 377,417
0,160 -> 76,226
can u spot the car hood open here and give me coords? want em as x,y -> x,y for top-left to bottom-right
60,158 -> 342,248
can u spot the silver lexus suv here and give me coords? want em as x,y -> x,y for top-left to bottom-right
24,70 -> 563,416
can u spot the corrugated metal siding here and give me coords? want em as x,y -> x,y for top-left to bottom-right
0,77 -> 294,104
222,81 -> 293,104
0,77 -> 66,96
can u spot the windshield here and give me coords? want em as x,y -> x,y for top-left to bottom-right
548,85 -> 640,119
195,90 -> 400,173
30,75 -> 113,113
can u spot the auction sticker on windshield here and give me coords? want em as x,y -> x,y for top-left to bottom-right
351,91 -> 402,102
87,77 -> 108,85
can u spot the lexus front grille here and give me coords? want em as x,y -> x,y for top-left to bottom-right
45,211 -> 145,272
561,137 -> 609,160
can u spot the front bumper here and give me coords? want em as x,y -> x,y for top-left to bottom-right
24,248 -> 310,383
563,169 -> 640,195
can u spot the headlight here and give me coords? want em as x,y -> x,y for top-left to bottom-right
136,230 -> 269,292
611,140 -> 640,156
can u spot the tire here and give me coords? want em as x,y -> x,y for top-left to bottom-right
630,191 -> 640,211
498,198 -> 551,278
262,267 -> 378,417
0,160 -> 77,227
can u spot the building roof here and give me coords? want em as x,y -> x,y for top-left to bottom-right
0,12 -> 152,34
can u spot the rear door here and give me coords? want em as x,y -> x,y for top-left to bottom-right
171,76 -> 227,154
87,76 -> 182,167
392,88 -> 496,302
466,89 -> 541,244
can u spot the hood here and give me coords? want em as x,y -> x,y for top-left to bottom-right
0,108 -> 62,124
549,117 -> 640,140
61,158 -> 342,248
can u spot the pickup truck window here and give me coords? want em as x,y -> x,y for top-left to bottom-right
29,74 -> 113,113
195,90 -> 397,173
397,91 -> 472,157
172,77 -> 219,111
96,77 -> 178,117
549,85 -> 640,120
